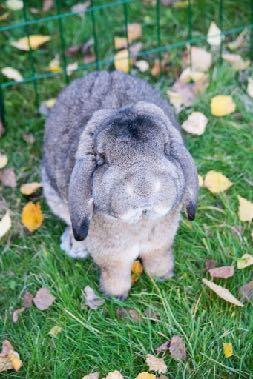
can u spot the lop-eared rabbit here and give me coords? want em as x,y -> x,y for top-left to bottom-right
42,71 -> 198,299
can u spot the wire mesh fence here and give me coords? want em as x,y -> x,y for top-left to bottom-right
0,0 -> 253,128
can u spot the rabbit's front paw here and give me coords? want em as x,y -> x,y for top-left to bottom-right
60,227 -> 89,259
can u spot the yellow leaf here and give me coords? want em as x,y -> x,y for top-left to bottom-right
114,37 -> 128,50
0,211 -> 11,240
238,196 -> 253,222
114,49 -> 130,73
0,154 -> 8,169
21,202 -> 43,232
198,175 -> 204,187
128,23 -> 142,43
0,340 -> 22,373
211,95 -> 235,116
136,373 -> 156,379
1,67 -> 23,82
20,182 -> 42,196
48,55 -> 61,73
11,35 -> 51,51
7,353 -> 22,371
237,254 -> 253,269
45,98 -> 56,108
202,278 -> 243,307
131,260 -> 143,284
48,325 -> 62,337
223,343 -> 233,358
204,171 -> 232,193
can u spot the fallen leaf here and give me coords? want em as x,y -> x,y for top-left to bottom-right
198,175 -> 204,187
12,307 -> 25,323
169,335 -> 186,361
0,340 -> 22,373
82,286 -> 104,310
21,202 -> 43,232
179,67 -> 208,84
131,260 -> 143,284
167,81 -> 196,112
156,341 -> 170,354
223,342 -> 233,358
128,23 -> 142,43
0,119 -> 4,137
6,0 -> 23,10
207,21 -> 221,47
222,53 -> 249,71
144,307 -> 160,321
205,259 -> 216,271
116,307 -> 141,322
11,35 -> 51,51
82,372 -> 99,379
187,46 -> 212,72
238,196 -> 253,222
0,12 -> 10,21
0,168 -> 16,188
145,354 -> 167,374
1,67 -> 23,82
238,280 -> 253,301
204,171 -> 232,193
83,52 -> 96,64
136,373 -> 156,379
247,78 -> 253,98
181,112 -> 208,135
71,2 -> 90,15
0,211 -> 11,240
20,182 -> 42,196
202,278 -> 243,306
22,133 -> 35,144
67,62 -> 78,75
228,29 -> 247,51
135,60 -> 149,72
114,49 -> 130,73
39,98 -> 56,116
48,325 -> 62,337
237,254 -> 253,269
211,95 -> 235,116
23,291 -> 33,308
33,288 -> 55,310
104,371 -> 124,379
151,60 -> 161,76
114,37 -> 128,50
0,154 -> 7,169
129,42 -> 142,61
48,55 -> 61,73
42,0 -> 54,12
208,266 -> 234,279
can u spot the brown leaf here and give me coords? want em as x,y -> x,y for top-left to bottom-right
144,307 -> 160,322
0,168 -> 17,188
131,260 -> 143,284
20,182 -> 42,196
82,372 -> 99,379
208,266 -> 234,279
82,286 -> 104,310
116,307 -> 141,322
202,278 -> 243,307
167,81 -> 196,112
128,23 -> 142,43
33,288 -> 55,310
12,307 -> 25,323
151,60 -> 161,77
104,371 -> 124,379
156,341 -> 170,354
23,291 -> 34,308
169,335 -> 186,360
145,354 -> 167,374
22,133 -> 35,144
42,0 -> 54,12
0,340 -> 22,372
205,259 -> 216,271
66,44 -> 82,56
238,280 -> 253,302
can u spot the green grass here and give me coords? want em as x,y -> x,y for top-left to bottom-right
1,1 -> 253,378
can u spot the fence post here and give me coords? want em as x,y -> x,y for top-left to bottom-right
0,86 -> 5,133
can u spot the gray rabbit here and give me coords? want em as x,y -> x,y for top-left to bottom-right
42,71 -> 198,299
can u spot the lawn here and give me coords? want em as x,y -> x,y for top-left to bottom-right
1,1 -> 253,378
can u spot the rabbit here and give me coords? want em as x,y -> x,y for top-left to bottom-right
42,70 -> 198,299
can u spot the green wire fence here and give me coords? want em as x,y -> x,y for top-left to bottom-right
1,0 -> 253,128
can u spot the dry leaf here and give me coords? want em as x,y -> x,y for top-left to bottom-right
156,341 -> 170,354
205,259 -> 216,271
202,278 -> 243,306
33,288 -> 55,310
82,286 -> 104,310
181,112 -> 208,135
188,46 -> 212,72
145,354 -> 167,374
21,202 -> 43,232
238,196 -> 253,222
247,78 -> 253,98
0,12 -> 10,21
238,280 -> 253,301
144,307 -> 160,321
135,60 -> 149,72
198,175 -> 204,187
0,154 -> 7,169
104,371 -> 124,379
179,67 -> 208,84
0,211 -> 11,240
207,21 -> 221,47
116,307 -> 141,322
0,340 -> 22,373
22,133 -> 35,144
1,67 -> 23,82
222,53 -> 249,71
6,0 -> 23,10
11,35 -> 51,51
82,372 -> 99,379
151,60 -> 161,77
208,266 -> 234,279
48,55 -> 61,73
43,0 -> 54,12
39,98 -> 56,116
12,307 -> 25,323
136,373 -> 156,379
23,291 -> 33,308
228,29 -> 247,51
48,325 -> 62,337
128,23 -> 142,43
71,2 -> 90,15
223,343 -> 233,358
114,37 -> 128,50
169,336 -> 186,361
131,260 -> 143,284
211,95 -> 235,116
237,254 -> 253,269
0,118 -> 4,137
0,168 -> 16,188
204,171 -> 232,193
167,81 -> 196,112
114,49 -> 130,73
20,182 -> 42,196
67,62 -> 78,75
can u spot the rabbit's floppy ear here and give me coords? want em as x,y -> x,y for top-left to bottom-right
69,109 -> 113,241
